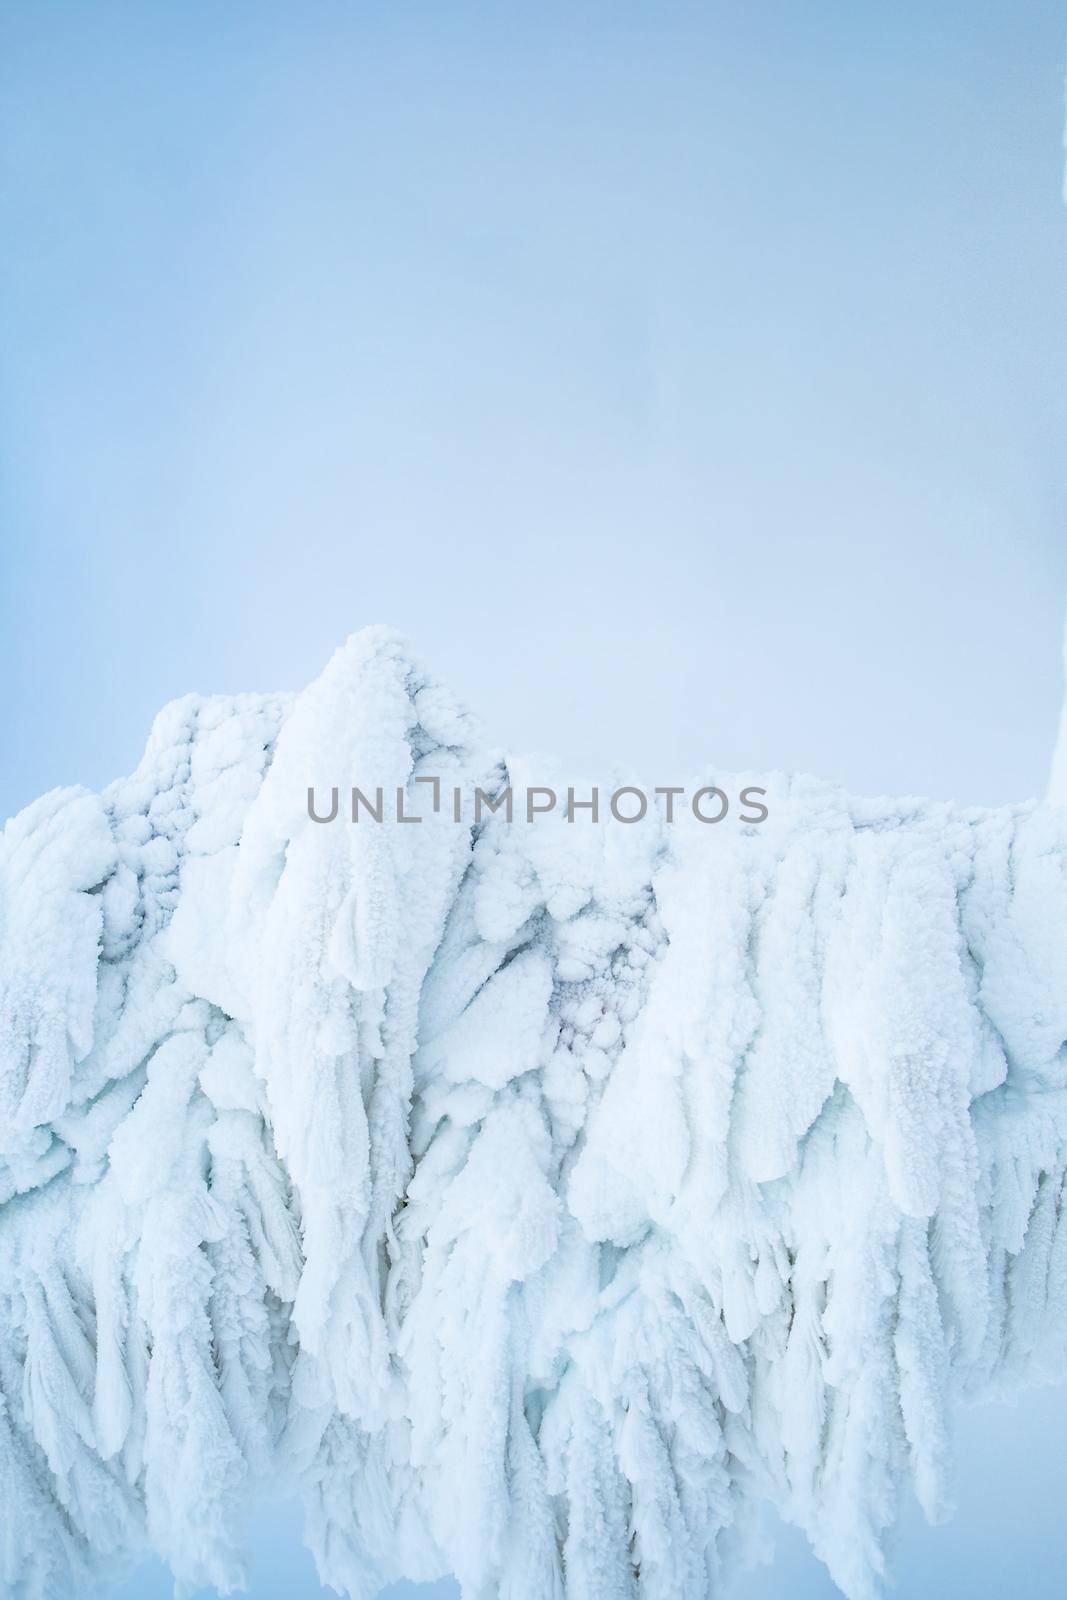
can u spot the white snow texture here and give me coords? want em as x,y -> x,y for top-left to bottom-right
2,627 -> 1067,1600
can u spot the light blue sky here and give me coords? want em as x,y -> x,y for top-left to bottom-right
3,3 -> 1067,1598
3,0 -> 1067,823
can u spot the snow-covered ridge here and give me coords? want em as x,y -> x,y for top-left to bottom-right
2,627 -> 1066,1600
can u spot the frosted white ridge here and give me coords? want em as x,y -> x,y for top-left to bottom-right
2,627 -> 1067,1600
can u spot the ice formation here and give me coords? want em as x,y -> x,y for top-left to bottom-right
2,627 -> 1067,1600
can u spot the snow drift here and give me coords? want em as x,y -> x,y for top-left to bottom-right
2,627 -> 1067,1600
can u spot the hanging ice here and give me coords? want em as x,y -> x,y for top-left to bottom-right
2,626 -> 1067,1600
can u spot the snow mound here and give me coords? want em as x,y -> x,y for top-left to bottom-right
2,627 -> 1067,1600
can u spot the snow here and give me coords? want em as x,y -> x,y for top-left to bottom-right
2,626 -> 1067,1600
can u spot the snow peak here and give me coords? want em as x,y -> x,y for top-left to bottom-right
307,781 -> 770,825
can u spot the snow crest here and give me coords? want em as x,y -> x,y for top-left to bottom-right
2,627 -> 1067,1600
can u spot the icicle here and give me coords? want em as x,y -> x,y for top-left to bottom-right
2,629 -> 1067,1600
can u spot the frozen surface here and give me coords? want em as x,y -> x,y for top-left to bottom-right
2,628 -> 1067,1600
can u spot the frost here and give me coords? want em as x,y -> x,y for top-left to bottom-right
2,627 -> 1067,1599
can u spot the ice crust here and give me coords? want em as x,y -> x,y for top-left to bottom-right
2,628 -> 1067,1600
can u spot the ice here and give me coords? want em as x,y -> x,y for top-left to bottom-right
2,627 -> 1067,1599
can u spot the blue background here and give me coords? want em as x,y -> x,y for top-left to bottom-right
3,3 -> 1067,1596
